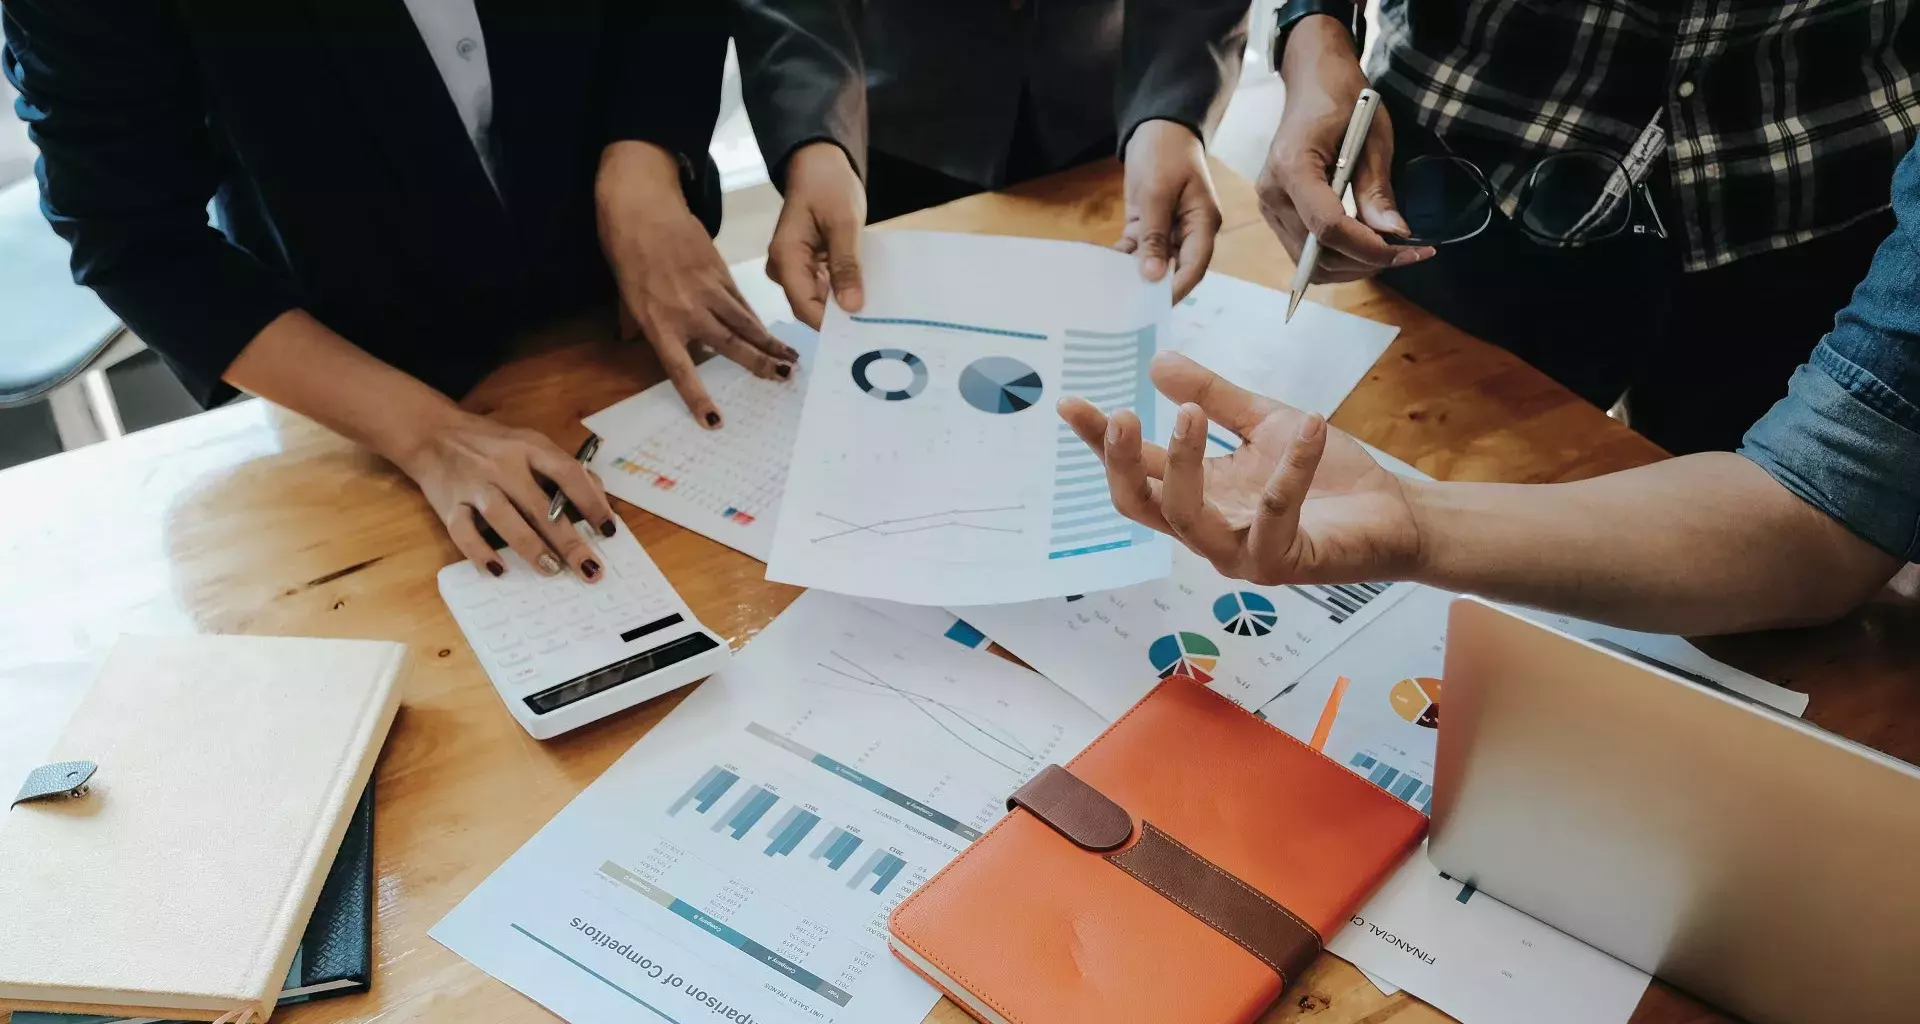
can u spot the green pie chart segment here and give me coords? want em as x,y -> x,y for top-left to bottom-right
959,356 -> 1044,414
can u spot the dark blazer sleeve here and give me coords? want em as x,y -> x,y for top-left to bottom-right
601,0 -> 732,234
2,0 -> 302,407
728,0 -> 867,185
1118,0 -> 1251,150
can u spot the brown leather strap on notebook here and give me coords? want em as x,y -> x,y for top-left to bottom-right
1007,763 -> 1133,851
1009,764 -> 1323,987
1111,822 -> 1322,985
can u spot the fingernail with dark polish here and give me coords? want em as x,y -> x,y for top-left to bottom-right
600,519 -> 618,538
705,412 -> 721,427
486,560 -> 504,577
582,559 -> 601,580
776,363 -> 791,378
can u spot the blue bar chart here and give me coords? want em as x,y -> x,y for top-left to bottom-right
809,826 -> 864,870
1350,751 -> 1434,814
669,766 -> 740,816
713,785 -> 780,839
747,722 -> 985,841
846,849 -> 909,896
763,805 -> 821,857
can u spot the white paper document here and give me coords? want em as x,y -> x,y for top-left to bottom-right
765,231 -> 1174,605
431,591 -> 1105,1024
585,320 -> 817,563
1256,584 -> 1809,1024
1166,272 -> 1399,435
585,258 -> 1398,582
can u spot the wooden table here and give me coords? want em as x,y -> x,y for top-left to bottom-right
2,160 -> 1915,1024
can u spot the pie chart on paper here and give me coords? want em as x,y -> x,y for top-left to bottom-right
1390,677 -> 1443,729
1213,591 -> 1281,637
958,356 -> 1045,414
1149,632 -> 1220,684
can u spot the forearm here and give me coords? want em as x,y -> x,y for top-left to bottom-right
224,310 -> 461,470
1118,0 -> 1248,148
728,0 -> 867,182
1405,452 -> 1902,634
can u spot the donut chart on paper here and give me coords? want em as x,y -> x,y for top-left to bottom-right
1389,677 -> 1443,729
851,349 -> 928,401
1148,632 -> 1220,683
958,356 -> 1044,414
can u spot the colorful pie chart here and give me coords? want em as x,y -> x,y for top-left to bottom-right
958,356 -> 1044,414
1149,632 -> 1220,684
1213,591 -> 1280,637
1390,677 -> 1443,729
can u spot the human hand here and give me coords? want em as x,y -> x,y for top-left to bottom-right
598,140 -> 798,428
394,409 -> 619,582
1256,17 -> 1433,283
1119,119 -> 1221,302
768,141 -> 867,329
1056,352 -> 1423,584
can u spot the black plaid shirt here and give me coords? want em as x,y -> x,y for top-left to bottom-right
1368,0 -> 1920,271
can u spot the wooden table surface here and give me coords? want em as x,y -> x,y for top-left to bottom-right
2,160 -> 1915,1024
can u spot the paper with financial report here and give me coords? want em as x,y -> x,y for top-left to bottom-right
765,231 -> 1176,605
431,592 -> 1105,1024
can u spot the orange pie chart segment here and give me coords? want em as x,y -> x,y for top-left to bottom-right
1389,676 -> 1443,729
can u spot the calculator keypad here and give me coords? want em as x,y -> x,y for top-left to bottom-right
438,526 -> 707,695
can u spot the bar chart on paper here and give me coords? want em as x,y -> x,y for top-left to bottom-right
431,593 -> 1107,1024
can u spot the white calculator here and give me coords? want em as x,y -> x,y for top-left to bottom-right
437,522 -> 730,739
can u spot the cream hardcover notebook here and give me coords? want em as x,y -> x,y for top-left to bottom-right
0,635 -> 407,1022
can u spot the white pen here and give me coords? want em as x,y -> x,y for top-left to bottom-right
1286,87 -> 1381,323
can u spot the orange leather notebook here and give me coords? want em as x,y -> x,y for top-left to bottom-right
887,676 -> 1427,1024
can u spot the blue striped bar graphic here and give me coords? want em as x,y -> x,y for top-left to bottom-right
1350,752 -> 1434,814
669,766 -> 739,816
745,723 -> 984,841
763,805 -> 820,856
809,826 -> 865,870
1048,324 -> 1156,559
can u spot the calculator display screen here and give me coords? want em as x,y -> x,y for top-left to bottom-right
523,631 -> 723,715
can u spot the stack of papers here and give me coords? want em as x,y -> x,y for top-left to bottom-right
432,230 -> 1810,1024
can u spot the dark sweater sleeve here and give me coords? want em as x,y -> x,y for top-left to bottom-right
1117,0 -> 1251,151
728,0 -> 866,186
3,0 -> 302,408
601,0 -> 731,234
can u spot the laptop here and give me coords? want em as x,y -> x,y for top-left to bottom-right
1429,597 -> 1920,1024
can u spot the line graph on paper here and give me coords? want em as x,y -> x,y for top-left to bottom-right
810,650 -> 1042,776
808,506 -> 1028,545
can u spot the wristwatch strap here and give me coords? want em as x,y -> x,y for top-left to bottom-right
1270,0 -> 1367,72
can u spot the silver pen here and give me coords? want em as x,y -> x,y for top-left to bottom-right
546,434 -> 601,523
1286,87 -> 1381,323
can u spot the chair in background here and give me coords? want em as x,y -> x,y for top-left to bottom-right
0,175 -> 143,449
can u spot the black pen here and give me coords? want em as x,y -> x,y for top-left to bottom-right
546,434 -> 601,523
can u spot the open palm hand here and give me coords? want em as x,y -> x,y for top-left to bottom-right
1057,352 -> 1424,585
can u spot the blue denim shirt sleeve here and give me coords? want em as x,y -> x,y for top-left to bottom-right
1738,149 -> 1920,562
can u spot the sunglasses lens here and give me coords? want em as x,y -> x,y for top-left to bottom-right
1394,156 -> 1492,245
1517,152 -> 1634,244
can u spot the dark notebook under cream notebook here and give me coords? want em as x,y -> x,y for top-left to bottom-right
0,635 -> 405,1023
